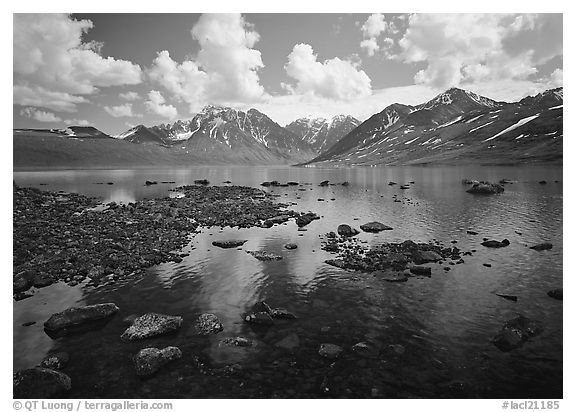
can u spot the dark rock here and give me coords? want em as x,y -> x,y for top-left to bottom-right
284,243 -> 298,250
13,273 -> 34,293
296,212 -> 320,227
319,180 -> 329,186
467,230 -> 478,235
134,346 -> 182,377
337,224 -> 360,237
466,182 -> 504,195
44,303 -> 119,332
341,182 -> 350,186
492,315 -> 543,351
547,288 -> 563,300
499,179 -> 513,185
193,313 -> 224,335
351,342 -> 377,357
287,181 -> 299,186
246,250 -> 282,261
251,301 -> 272,314
194,179 -> 209,185
413,250 -> 442,264
121,313 -> 183,341
145,181 -> 157,186
212,240 -> 248,248
40,352 -> 70,370
275,333 -> 300,350
388,182 -> 397,186
22,321 -> 36,327
483,263 -> 492,267
461,179 -> 480,185
270,308 -> 297,319
409,266 -> 432,277
318,343 -> 343,359
539,180 -> 547,184
481,239 -> 510,248
13,367 -> 71,398
360,221 -> 393,233
530,243 -> 553,251
244,311 -> 274,325
400,185 -> 410,190
33,273 -> 54,288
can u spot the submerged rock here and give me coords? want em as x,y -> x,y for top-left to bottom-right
13,367 -> 72,398
375,270 -> 408,282
193,313 -> 224,335
134,346 -> 182,377
275,333 -> 300,351
40,352 -> 70,370
481,239 -> 510,248
461,179 -> 480,185
284,243 -> 298,250
530,243 -> 553,251
270,308 -> 297,319
495,293 -> 518,302
194,179 -> 209,185
360,221 -> 393,233
219,337 -> 253,347
318,343 -> 343,359
547,288 -> 563,300
492,315 -> 543,352
246,250 -> 283,261
121,313 -> 183,341
212,240 -> 247,249
337,224 -> 360,237
466,182 -> 504,195
44,303 -> 119,332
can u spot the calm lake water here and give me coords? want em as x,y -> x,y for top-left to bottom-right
13,165 -> 563,398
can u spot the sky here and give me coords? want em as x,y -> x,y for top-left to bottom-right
13,13 -> 563,135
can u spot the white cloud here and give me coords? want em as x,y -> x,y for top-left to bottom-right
147,13 -> 266,112
119,91 -> 140,101
64,119 -> 91,126
361,13 -> 387,38
144,90 -> 178,120
360,14 -> 395,57
13,14 -> 142,112
550,68 -> 563,87
360,39 -> 379,57
284,43 -> 372,100
20,107 -> 62,122
391,14 -> 562,90
104,103 -> 140,118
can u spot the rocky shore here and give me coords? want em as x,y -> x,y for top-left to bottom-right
13,184 -> 312,298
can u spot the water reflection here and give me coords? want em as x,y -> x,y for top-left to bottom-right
12,165 -> 562,398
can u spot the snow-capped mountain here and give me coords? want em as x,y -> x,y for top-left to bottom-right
303,87 -> 562,166
115,105 -> 317,163
286,115 -> 360,152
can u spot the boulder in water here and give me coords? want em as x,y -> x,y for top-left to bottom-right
121,313 -> 183,341
134,346 -> 182,377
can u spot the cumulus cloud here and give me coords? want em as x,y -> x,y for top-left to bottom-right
549,68 -> 563,87
284,43 -> 372,100
147,13 -> 266,112
104,103 -> 140,118
119,91 -> 140,101
13,14 -> 142,112
144,90 -> 178,120
360,14 -> 396,56
64,119 -> 91,126
391,13 -> 562,90
20,107 -> 62,122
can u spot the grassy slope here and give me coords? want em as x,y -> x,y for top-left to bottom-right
13,131 -> 297,170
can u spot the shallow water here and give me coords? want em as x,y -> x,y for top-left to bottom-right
13,165 -> 563,398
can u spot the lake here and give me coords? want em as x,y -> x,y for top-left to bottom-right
13,165 -> 563,398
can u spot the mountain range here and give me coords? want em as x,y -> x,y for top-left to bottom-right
13,87 -> 562,169
302,87 -> 562,166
